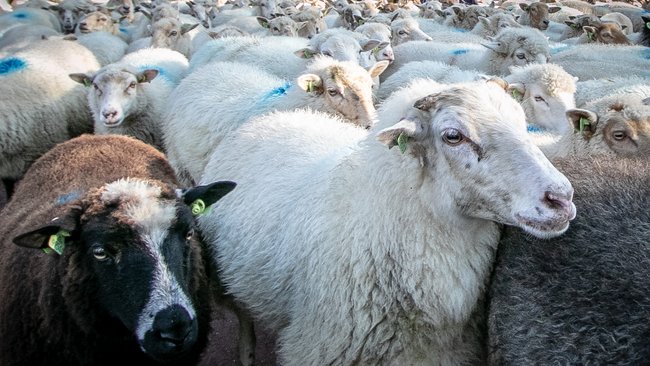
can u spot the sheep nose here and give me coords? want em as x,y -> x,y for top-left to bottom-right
543,20 -> 549,25
152,305 -> 195,346
103,110 -> 118,119
544,190 -> 576,220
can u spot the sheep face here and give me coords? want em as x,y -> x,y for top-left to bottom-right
251,0 -> 282,18
151,18 -> 197,54
377,82 -> 576,238
187,1 -> 213,29
77,11 -> 114,34
391,18 -> 432,46
12,179 -> 235,363
508,82 -> 576,134
518,2 -> 560,31
582,23 -> 631,45
71,68 -> 159,128
567,98 -> 650,156
297,59 -> 389,128
51,5 -> 80,34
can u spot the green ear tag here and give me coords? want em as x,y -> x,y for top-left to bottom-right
397,132 -> 409,154
45,230 -> 70,255
191,198 -> 206,216
587,32 -> 595,41
579,117 -> 590,133
372,47 -> 380,56
646,22 -> 650,30
304,49 -> 313,58
511,89 -> 522,101
83,78 -> 91,87
307,80 -> 314,93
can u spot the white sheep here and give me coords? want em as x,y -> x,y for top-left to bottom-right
70,48 -> 189,152
74,10 -> 129,41
0,37 -> 100,180
378,62 -> 577,134
355,22 -> 394,62
551,44 -> 650,80
76,31 -> 129,66
0,24 -> 59,51
257,15 -> 307,37
575,76 -> 650,107
163,56 -> 388,184
383,26 -> 550,80
390,16 -> 433,44
126,17 -> 199,58
197,78 -> 576,365
536,87 -> 650,159
0,7 -> 61,36
470,12 -> 521,38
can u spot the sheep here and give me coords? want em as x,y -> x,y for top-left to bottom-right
548,13 -> 600,41
0,37 -> 100,181
487,155 -> 650,365
418,0 -> 443,19
378,62 -> 577,133
536,88 -> 650,159
257,15 -> 307,36
601,11 -> 634,34
196,78 -> 576,365
75,10 -> 126,41
70,48 -> 189,152
290,6 -> 328,38
516,2 -> 561,30
470,12 -> 521,38
128,17 -> 199,58
391,16 -> 433,44
0,24 -> 60,51
575,76 -> 650,107
187,0 -> 213,28
0,7 -> 61,36
384,26 -> 550,80
572,22 -> 631,44
0,133 -> 236,366
75,31 -> 129,66
48,0 -> 86,33
330,3 -> 365,30
163,56 -> 388,185
355,21 -> 395,62
551,44 -> 650,80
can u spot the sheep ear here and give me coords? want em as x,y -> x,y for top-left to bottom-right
12,209 -> 81,253
506,82 -> 525,101
478,16 -> 490,27
642,97 -> 650,106
361,39 -> 382,52
178,181 -> 237,215
435,9 -> 445,17
297,74 -> 323,93
488,77 -> 509,91
69,73 -> 93,87
452,6 -> 462,15
548,6 -> 561,13
181,23 -> 199,34
377,116 -> 424,152
294,47 -> 317,58
482,41 -> 505,54
566,108 -> 598,139
367,60 -> 389,79
257,16 -> 270,28
390,11 -> 399,22
137,69 -> 159,83
519,3 -> 529,11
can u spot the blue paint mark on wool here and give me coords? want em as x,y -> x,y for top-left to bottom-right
0,57 -> 27,76
452,27 -> 467,33
641,48 -> 650,60
550,44 -> 571,55
261,81 -> 292,102
450,49 -> 469,56
527,124 -> 545,133
12,11 -> 28,19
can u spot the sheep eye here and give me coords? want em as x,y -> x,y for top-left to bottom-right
185,229 -> 194,241
128,82 -> 136,89
398,30 -> 407,35
322,51 -> 332,57
516,53 -> 526,60
534,96 -> 545,102
170,30 -> 178,36
442,128 -> 464,145
327,88 -> 338,96
93,247 -> 108,261
272,27 -> 279,31
500,23 -> 508,28
612,131 -> 627,140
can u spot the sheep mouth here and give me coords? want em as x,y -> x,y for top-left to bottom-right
78,26 -> 90,33
515,214 -> 571,239
103,118 -> 124,127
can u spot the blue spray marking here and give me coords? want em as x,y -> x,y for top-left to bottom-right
641,48 -> 650,60
12,11 -> 28,19
56,191 -> 83,205
0,57 -> 27,76
260,81 -> 292,102
527,124 -> 545,133
119,27 -> 128,34
450,49 -> 469,56
550,44 -> 571,55
452,27 -> 467,33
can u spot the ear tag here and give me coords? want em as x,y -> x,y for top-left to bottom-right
83,78 -> 92,87
372,47 -> 380,56
646,22 -> 650,30
510,89 -> 522,101
191,198 -> 206,216
397,132 -> 409,154
304,49 -> 313,58
44,230 -> 70,255
137,74 -> 147,83
307,80 -> 315,93
570,23 -> 578,29
587,32 -> 595,41
579,117 -> 590,133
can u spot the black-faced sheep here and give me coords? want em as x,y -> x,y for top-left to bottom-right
0,134 -> 236,366
488,155 -> 650,365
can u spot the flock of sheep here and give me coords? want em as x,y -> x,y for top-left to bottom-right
0,0 -> 649,364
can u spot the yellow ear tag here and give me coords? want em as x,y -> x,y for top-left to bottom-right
579,117 -> 590,133
307,80 -> 315,93
191,198 -> 206,216
44,230 -> 70,255
397,132 -> 409,154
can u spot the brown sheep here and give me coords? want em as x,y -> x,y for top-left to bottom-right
518,2 -> 561,30
0,134 -> 236,366
579,22 -> 631,44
